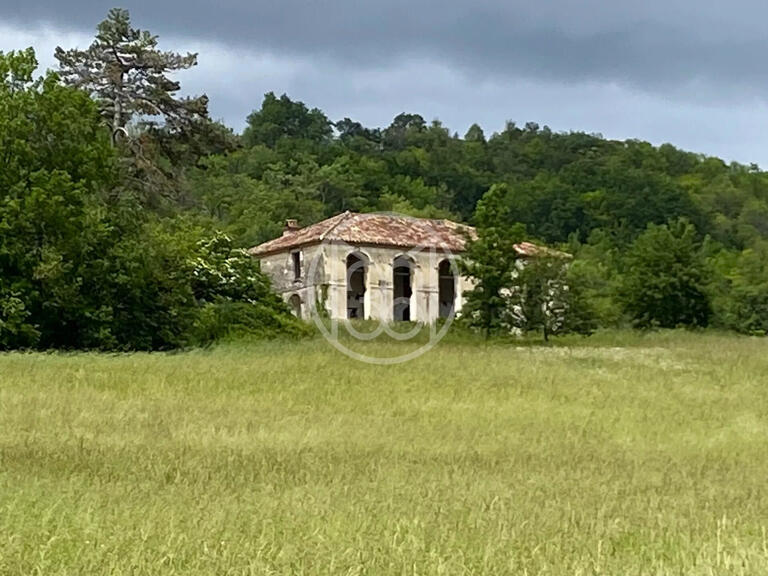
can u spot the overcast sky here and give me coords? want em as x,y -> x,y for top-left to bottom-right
1,1 -> 767,165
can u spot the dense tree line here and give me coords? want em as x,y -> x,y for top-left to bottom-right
188,89 -> 768,336
3,8 -> 768,349
0,15 -> 303,350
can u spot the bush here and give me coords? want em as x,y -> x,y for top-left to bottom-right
712,243 -> 768,335
193,299 -> 312,344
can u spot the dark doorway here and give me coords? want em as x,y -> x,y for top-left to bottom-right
346,253 -> 366,319
393,256 -> 413,321
438,260 -> 456,319
288,294 -> 302,318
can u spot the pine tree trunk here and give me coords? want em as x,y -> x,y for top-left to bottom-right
111,72 -> 124,146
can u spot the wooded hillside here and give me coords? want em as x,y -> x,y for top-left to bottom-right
3,8 -> 768,348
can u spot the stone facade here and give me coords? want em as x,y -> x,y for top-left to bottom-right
258,240 -> 471,323
251,212 -> 556,324
251,212 -> 479,323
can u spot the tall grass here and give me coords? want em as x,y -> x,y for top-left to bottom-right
1,333 -> 767,574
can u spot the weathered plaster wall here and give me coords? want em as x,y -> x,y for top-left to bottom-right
259,243 -> 325,320
259,242 -> 471,323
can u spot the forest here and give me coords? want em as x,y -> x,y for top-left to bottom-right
2,8 -> 768,349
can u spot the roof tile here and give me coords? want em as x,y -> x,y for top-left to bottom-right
249,212 -> 567,258
249,212 -> 475,255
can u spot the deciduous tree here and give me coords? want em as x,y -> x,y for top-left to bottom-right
620,219 -> 711,328
460,184 -> 526,337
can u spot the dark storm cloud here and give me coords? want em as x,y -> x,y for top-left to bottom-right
2,0 -> 768,94
4,1 -> 768,165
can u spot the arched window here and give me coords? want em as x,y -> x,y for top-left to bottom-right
288,294 -> 302,318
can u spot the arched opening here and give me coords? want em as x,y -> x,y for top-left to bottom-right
288,294 -> 302,318
393,255 -> 414,322
438,259 -> 456,319
346,253 -> 367,319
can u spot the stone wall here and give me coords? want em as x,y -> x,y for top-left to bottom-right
258,242 -> 471,323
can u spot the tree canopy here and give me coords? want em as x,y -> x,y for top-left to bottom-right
0,46 -> 301,350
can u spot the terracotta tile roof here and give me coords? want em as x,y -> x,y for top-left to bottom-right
249,212 -> 475,255
248,211 -> 568,258
513,241 -> 571,258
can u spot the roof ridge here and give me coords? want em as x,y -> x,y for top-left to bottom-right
366,211 -> 442,223
319,210 -> 353,241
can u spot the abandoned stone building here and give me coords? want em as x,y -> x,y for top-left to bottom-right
249,211 -> 541,323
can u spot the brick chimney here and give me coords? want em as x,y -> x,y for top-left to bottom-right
283,219 -> 299,236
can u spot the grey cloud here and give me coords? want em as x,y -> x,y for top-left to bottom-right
3,1 -> 768,166
2,0 -> 768,96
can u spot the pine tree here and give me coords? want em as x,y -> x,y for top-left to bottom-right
55,8 -> 208,144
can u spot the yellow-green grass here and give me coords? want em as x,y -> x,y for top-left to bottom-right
1,333 -> 768,574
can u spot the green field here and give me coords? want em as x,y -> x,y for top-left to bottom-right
1,333 -> 768,575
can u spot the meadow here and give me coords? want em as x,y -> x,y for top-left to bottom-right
1,332 -> 768,575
